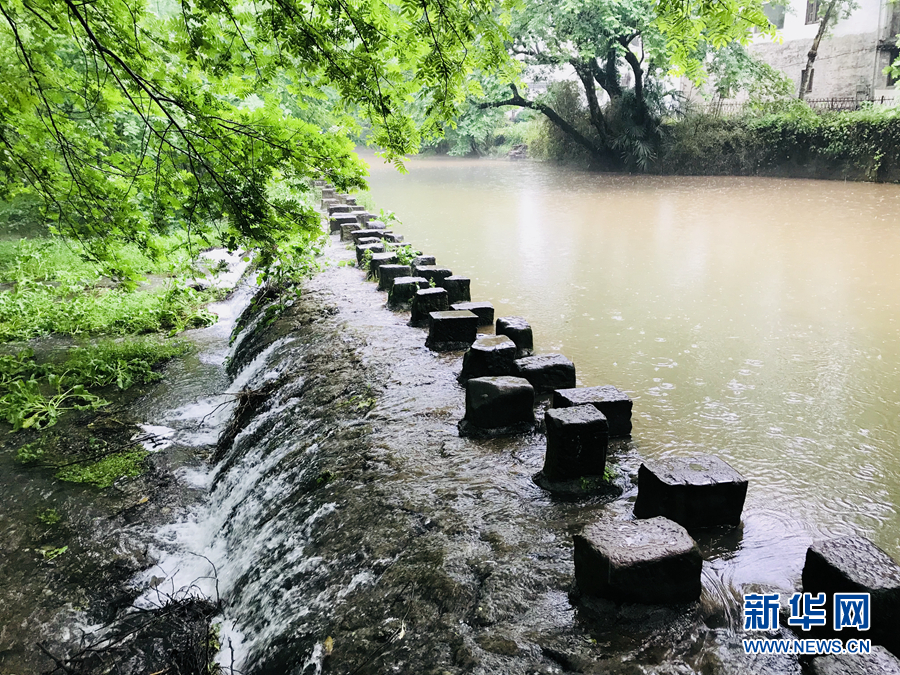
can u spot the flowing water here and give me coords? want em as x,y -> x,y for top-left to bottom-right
364,152 -> 900,590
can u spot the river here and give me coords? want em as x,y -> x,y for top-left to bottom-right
364,152 -> 900,592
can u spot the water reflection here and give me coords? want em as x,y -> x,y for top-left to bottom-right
364,152 -> 900,574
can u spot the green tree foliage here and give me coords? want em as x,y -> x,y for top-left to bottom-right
0,0 -> 513,277
479,0 -> 775,169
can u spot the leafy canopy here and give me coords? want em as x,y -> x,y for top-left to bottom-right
0,0 -> 513,277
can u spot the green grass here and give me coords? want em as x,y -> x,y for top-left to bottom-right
55,449 -> 149,488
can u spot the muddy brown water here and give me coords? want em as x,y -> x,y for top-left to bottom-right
364,152 -> 900,585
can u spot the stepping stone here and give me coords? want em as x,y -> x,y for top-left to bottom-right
348,210 -> 371,225
415,265 -> 453,286
381,233 -> 404,243
377,264 -> 412,291
388,276 -> 428,308
496,317 -> 534,358
426,310 -> 478,351
514,354 -> 576,394
331,213 -> 358,233
542,406 -> 609,482
633,455 -> 748,529
811,646 -> 900,675
409,288 -> 449,326
459,376 -> 535,437
322,188 -> 335,200
368,252 -> 398,279
356,242 -> 384,266
452,301 -> 494,326
351,229 -> 393,244
459,335 -> 516,383
357,237 -> 381,246
321,198 -> 338,211
367,220 -> 387,230
412,255 -> 436,270
328,203 -> 351,215
803,536 -> 900,655
340,223 -> 362,240
313,179 -> 326,187
345,197 -> 357,206
573,517 -> 702,604
441,275 -> 471,304
553,386 -> 633,437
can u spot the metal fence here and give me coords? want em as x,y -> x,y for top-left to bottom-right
701,96 -> 895,117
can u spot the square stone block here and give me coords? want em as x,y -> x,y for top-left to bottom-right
321,187 -> 335,199
367,219 -> 386,230
803,536 -> 900,656
327,203 -> 349,215
514,354 -> 576,394
381,233 -> 404,243
426,310 -> 478,351
460,376 -> 535,436
452,301 -> 494,326
331,213 -> 359,233
412,255 -> 436,270
388,276 -> 428,308
553,386 -> 633,437
440,275 -> 471,304
356,242 -> 384,266
409,288 -> 449,326
351,229 -> 392,244
496,316 -> 534,357
348,210 -> 370,225
574,517 -> 702,604
357,237 -> 381,246
633,455 -> 748,529
368,252 -> 398,279
377,264 -> 412,291
340,223 -> 362,240
543,406 -> 609,481
320,198 -> 338,211
459,335 -> 516,383
415,265 -> 453,286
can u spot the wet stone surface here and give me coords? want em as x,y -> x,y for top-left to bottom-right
810,646 -> 900,675
633,454 -> 748,529
459,376 -> 535,437
574,517 -> 703,604
356,242 -> 384,265
441,275 -> 471,304
426,310 -> 479,352
388,276 -> 429,308
496,317 -> 534,358
514,353 -> 577,394
459,335 -> 517,383
452,301 -> 494,326
802,536 -> 900,655
542,406 -> 609,482
351,228 -> 393,243
415,265 -> 453,286
410,287 -> 450,326
552,385 -> 633,437
377,264 -> 412,292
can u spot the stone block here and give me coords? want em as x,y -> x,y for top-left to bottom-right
412,255 -> 436,270
340,222 -> 362,240
459,335 -> 517,383
348,210 -> 370,225
357,237 -> 381,246
552,386 -> 633,437
452,301 -> 493,326
328,203 -> 351,215
409,287 -> 449,326
441,275 -> 471,304
426,310 -> 479,351
367,219 -> 386,230
368,252 -> 398,279
543,406 -> 609,482
633,455 -> 748,529
388,276 -> 428,308
514,354 -> 576,394
313,179 -> 326,187
381,233 -> 404,243
496,316 -> 534,358
803,536 -> 900,655
330,213 -> 358,233
345,197 -> 357,206
321,198 -> 338,211
415,265 -> 453,286
573,517 -> 702,604
811,646 -> 900,675
460,376 -> 535,436
356,242 -> 384,266
321,187 -> 335,200
377,264 -> 412,292
351,229 -> 392,244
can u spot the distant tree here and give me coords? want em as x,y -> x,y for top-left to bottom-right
798,0 -> 859,100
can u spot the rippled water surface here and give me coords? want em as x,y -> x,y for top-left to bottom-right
365,152 -> 900,586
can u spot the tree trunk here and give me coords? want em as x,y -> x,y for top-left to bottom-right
799,0 -> 838,100
571,58 -> 609,140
